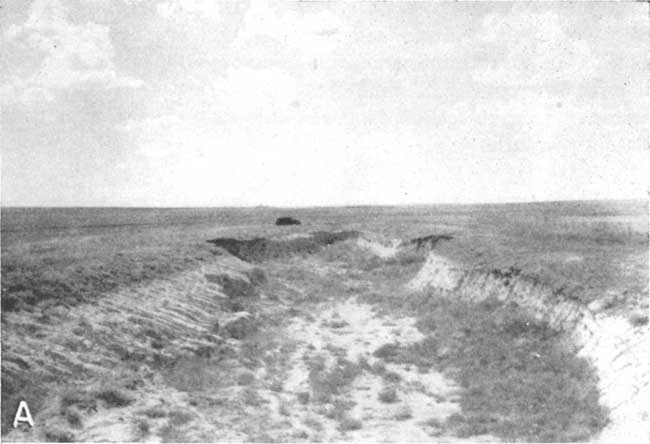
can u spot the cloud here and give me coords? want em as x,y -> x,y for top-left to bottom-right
234,0 -> 347,61
474,9 -> 597,86
156,0 -> 221,21
473,91 -> 587,149
1,0 -> 142,105
210,66 -> 298,117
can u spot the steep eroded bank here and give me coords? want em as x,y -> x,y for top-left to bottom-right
410,252 -> 648,442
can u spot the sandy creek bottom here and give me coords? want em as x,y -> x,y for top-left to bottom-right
257,297 -> 496,442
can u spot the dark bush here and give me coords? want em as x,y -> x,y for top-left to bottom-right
275,217 -> 301,226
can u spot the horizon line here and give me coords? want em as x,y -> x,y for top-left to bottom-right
1,197 -> 646,210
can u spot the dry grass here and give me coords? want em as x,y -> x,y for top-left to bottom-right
337,414 -> 363,431
307,356 -> 362,404
44,427 -> 76,442
95,388 -> 134,408
134,419 -> 151,439
140,406 -> 168,418
378,386 -> 398,403
384,294 -> 609,442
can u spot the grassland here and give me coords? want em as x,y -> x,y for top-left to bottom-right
2,200 -> 646,314
1,200 -> 647,441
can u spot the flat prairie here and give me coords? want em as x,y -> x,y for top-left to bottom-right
1,200 -> 647,442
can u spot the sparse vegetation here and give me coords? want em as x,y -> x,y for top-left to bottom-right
373,343 -> 401,360
159,420 -> 188,443
296,391 -> 310,405
242,387 -> 263,406
44,427 -> 76,442
392,405 -> 413,421
303,416 -> 324,432
278,400 -> 291,416
378,386 -> 398,403
63,408 -> 82,428
269,380 -> 283,392
237,371 -> 255,386
135,419 -> 151,439
168,410 -> 194,426
338,414 -> 363,431
60,390 -> 97,412
308,356 -> 362,404
95,389 -> 134,408
140,406 -> 168,418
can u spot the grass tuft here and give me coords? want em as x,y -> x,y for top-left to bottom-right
95,389 -> 134,408
378,386 -> 398,403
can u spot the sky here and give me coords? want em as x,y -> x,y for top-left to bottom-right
1,0 -> 648,207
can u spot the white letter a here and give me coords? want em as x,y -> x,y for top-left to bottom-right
13,401 -> 34,428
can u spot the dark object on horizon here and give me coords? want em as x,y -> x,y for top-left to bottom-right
275,217 -> 301,226
410,234 -> 453,250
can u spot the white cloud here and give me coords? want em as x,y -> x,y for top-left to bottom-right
156,0 -> 221,21
1,0 -> 142,105
473,91 -> 587,149
209,66 -> 298,117
234,1 -> 347,59
474,9 -> 597,86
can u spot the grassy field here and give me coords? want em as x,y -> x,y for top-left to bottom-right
2,200 -> 646,314
1,200 -> 647,441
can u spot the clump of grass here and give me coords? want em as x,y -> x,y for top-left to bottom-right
372,343 -> 401,360
297,392 -> 310,404
371,360 -> 386,374
278,400 -> 291,416
303,416 -> 324,432
242,387 -> 263,406
158,420 -> 188,443
328,319 -> 349,329
169,410 -> 194,426
338,414 -> 362,431
378,386 -> 398,403
95,388 -> 134,408
323,399 -> 356,421
269,380 -> 283,392
140,405 -> 167,418
63,408 -> 82,428
164,358 -> 225,391
308,357 -> 362,403
60,390 -> 97,413
135,419 -> 150,439
383,371 -> 402,383
422,417 -> 443,428
629,311 -> 648,327
357,356 -> 372,372
237,371 -> 255,386
392,405 -> 413,421
44,427 -> 76,442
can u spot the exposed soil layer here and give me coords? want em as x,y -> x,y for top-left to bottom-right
207,231 -> 359,262
411,252 -> 649,442
409,235 -> 454,251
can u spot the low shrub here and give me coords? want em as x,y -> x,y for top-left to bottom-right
378,387 -> 398,403
95,389 -> 134,408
